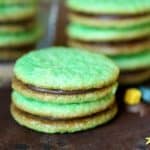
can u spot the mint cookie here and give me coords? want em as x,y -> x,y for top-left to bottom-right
0,1 -> 41,61
66,0 -> 150,84
11,47 -> 119,133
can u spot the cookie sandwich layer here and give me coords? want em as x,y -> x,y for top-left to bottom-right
11,47 -> 119,133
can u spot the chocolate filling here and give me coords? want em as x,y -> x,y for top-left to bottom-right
70,37 -> 150,46
28,85 -> 106,95
14,77 -> 114,95
70,10 -> 150,20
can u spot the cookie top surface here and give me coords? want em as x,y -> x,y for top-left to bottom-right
67,0 -> 150,14
14,47 -> 119,90
67,23 -> 150,41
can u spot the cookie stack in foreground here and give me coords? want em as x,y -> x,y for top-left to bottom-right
0,0 -> 41,61
11,47 -> 119,133
66,0 -> 150,84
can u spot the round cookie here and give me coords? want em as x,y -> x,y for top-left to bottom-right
111,50 -> 150,71
0,25 -> 41,61
0,0 -> 37,5
14,47 -> 119,90
0,20 -> 36,33
67,0 -> 150,14
67,23 -> 150,42
0,25 -> 42,47
66,0 -> 150,85
12,77 -> 118,104
11,103 -> 117,134
12,91 -> 115,119
68,11 -> 150,28
67,0 -> 150,28
0,5 -> 38,22
11,47 -> 119,133
68,38 -> 150,56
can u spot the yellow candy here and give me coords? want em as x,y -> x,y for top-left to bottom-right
124,88 -> 142,105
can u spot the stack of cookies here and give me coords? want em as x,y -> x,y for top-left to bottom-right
11,47 -> 119,133
0,0 -> 41,61
66,0 -> 150,84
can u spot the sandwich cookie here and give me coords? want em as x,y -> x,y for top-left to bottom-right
0,0 -> 38,32
67,23 -> 150,45
67,24 -> 150,61
11,103 -> 117,134
0,26 -> 42,61
66,0 -> 150,84
0,4 -> 38,22
11,47 -> 119,133
0,1 -> 41,61
0,0 -> 37,5
68,36 -> 150,56
66,0 -> 150,15
0,19 -> 37,33
112,51 -> 150,84
67,0 -> 150,28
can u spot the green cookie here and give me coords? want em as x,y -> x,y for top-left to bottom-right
0,4 -> 38,22
68,38 -> 150,56
0,25 -> 42,47
67,0 -> 150,28
12,91 -> 115,119
11,47 -> 119,133
0,0 -> 37,5
14,47 -> 119,90
68,12 -> 150,29
111,50 -> 150,70
67,23 -> 150,42
0,20 -> 36,33
11,103 -> 117,133
13,76 -> 117,104
67,0 -> 150,14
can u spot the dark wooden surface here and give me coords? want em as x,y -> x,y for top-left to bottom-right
1,2 -> 150,150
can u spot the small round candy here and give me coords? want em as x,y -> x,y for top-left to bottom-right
124,88 -> 141,105
140,86 -> 150,104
